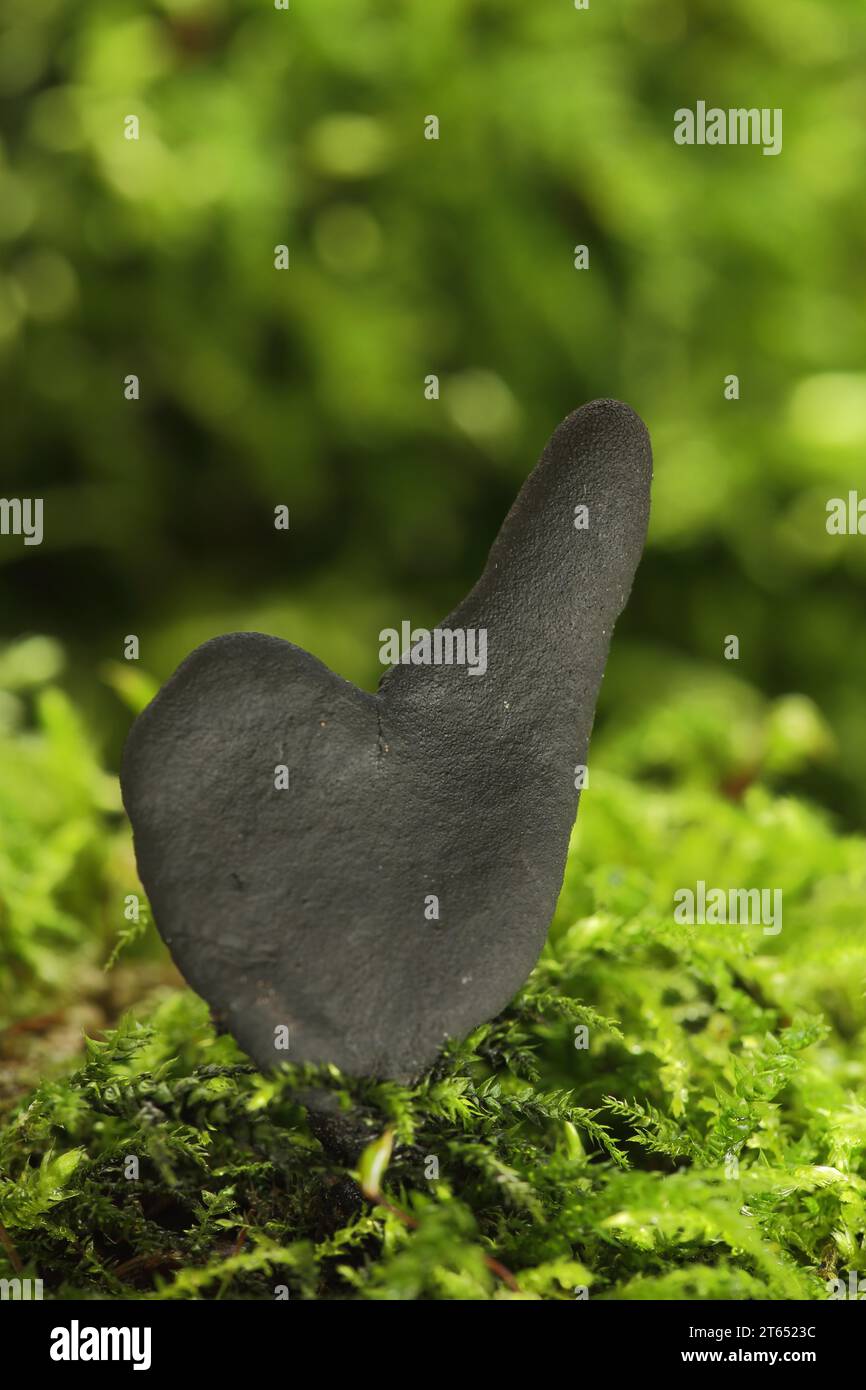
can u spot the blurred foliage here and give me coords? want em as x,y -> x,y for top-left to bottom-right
1,0 -> 865,814
0,639 -> 119,998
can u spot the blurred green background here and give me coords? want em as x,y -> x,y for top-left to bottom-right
2,0 -> 865,820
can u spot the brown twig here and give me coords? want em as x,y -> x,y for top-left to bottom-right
112,1250 -> 180,1280
1,1011 -> 66,1040
0,1221 -> 23,1274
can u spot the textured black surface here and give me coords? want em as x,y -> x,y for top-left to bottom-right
121,399 -> 652,1081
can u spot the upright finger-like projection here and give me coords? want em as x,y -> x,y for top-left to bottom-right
121,399 -> 652,1080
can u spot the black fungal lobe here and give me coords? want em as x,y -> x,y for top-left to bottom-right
121,399 -> 652,1082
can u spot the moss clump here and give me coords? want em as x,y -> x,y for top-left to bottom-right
1,811 -> 866,1295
